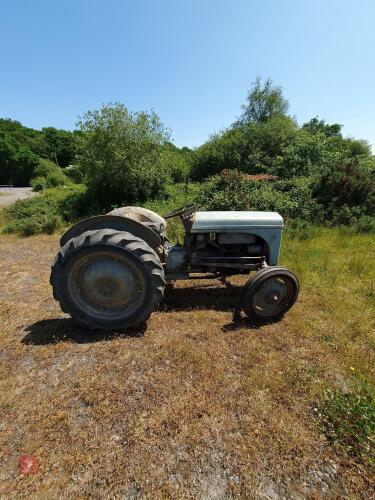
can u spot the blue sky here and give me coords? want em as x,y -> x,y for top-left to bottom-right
1,0 -> 375,149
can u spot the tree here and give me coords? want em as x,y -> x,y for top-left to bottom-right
0,131 -> 39,186
192,115 -> 297,179
302,117 -> 342,137
76,103 -> 171,209
0,118 -> 45,156
236,77 -> 289,124
42,127 -> 77,167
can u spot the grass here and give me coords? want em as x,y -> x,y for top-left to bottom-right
0,226 -> 374,496
1,184 -> 87,236
319,379 -> 375,466
0,182 -> 202,238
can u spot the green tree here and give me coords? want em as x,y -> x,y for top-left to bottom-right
157,145 -> 190,182
302,117 -> 342,137
0,131 -> 39,185
192,115 -> 297,179
76,103 -> 171,209
0,118 -> 45,156
236,77 -> 289,124
42,127 -> 77,167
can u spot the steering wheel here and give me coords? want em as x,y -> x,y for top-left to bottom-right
163,204 -> 196,219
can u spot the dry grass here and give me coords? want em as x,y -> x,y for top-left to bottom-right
0,229 -> 374,497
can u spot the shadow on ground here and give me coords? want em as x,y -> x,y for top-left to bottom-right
23,284 -> 269,345
163,284 -> 242,312
22,318 -> 147,345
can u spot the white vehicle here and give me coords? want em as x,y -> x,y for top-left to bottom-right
51,205 -> 299,329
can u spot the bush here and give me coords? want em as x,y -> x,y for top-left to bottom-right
352,216 -> 375,234
76,103 -> 171,210
286,219 -> 314,240
64,164 -> 84,183
319,379 -> 375,465
2,184 -> 86,236
192,116 -> 297,180
313,159 -> 375,223
31,159 -> 70,191
197,169 -> 322,222
32,158 -> 58,178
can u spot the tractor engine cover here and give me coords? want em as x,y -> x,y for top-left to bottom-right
191,211 -> 284,266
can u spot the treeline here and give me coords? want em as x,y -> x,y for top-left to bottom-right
1,77 -> 375,236
193,78 -> 375,226
0,115 -> 194,190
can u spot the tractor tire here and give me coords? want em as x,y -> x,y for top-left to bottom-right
242,267 -> 299,322
50,229 -> 165,330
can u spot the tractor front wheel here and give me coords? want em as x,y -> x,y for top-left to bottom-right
242,267 -> 299,321
50,229 -> 165,330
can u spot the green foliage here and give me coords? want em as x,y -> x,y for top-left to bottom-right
0,130 -> 39,185
144,182 -> 200,215
2,184 -> 86,236
157,146 -> 190,183
271,128 -> 341,178
192,115 -> 297,179
0,119 -> 78,167
286,219 -> 314,240
42,127 -> 78,167
76,103 -> 171,210
319,379 -> 375,465
236,76 -> 289,124
302,117 -> 343,137
313,159 -> 375,224
197,169 -> 322,221
144,182 -> 201,243
30,158 -> 70,191
352,216 -> 375,234
64,164 -> 84,183
0,118 -> 45,156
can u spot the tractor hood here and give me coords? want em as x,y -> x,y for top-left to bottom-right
191,211 -> 284,233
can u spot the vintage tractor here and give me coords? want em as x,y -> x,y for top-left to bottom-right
50,206 -> 299,329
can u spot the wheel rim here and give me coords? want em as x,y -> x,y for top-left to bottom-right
251,275 -> 296,318
67,250 -> 147,321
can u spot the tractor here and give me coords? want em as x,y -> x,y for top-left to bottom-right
50,205 -> 299,329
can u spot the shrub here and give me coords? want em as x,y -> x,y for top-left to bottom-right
31,159 -> 70,191
32,158 -> 58,177
352,216 -> 375,234
197,169 -> 323,222
30,176 -> 47,191
286,219 -> 314,240
3,184 -> 86,236
76,103 -> 171,210
64,164 -> 84,183
192,115 -> 297,180
319,379 -> 375,465
312,159 -> 375,223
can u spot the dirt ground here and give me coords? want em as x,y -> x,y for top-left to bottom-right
0,187 -> 36,207
0,233 -> 374,498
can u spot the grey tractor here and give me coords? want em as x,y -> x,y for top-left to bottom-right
50,205 -> 299,329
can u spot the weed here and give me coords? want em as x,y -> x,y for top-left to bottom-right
348,257 -> 367,277
319,379 -> 375,466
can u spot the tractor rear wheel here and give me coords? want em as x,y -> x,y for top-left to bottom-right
50,229 -> 165,330
242,267 -> 299,321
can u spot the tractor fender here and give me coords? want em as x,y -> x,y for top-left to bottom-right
59,215 -> 161,249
